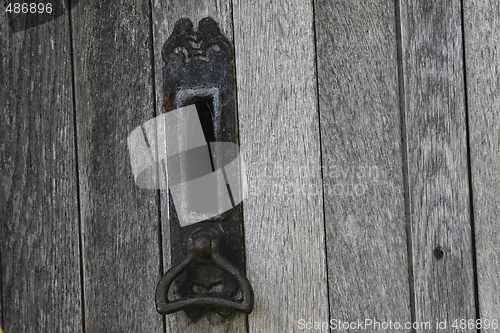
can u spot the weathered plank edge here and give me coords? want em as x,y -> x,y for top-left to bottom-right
66,2 -> 86,331
459,0 -> 482,325
463,0 -> 500,326
395,0 -> 418,327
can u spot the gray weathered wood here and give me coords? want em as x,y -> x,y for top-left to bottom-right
6,1 -> 500,331
315,0 -> 412,327
0,6 -> 83,332
463,0 -> 500,328
150,1 -> 247,332
70,1 -> 163,331
233,1 -> 330,331
399,0 -> 477,329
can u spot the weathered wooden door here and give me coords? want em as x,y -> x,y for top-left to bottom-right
2,0 -> 499,332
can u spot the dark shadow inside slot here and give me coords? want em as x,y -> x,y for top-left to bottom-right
183,97 -> 215,143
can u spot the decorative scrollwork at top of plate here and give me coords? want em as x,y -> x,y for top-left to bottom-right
162,17 -> 232,64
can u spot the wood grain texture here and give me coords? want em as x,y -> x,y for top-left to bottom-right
0,4 -> 83,332
398,0 -> 477,328
315,0 -> 412,327
463,0 -> 500,328
151,1 -> 247,332
70,1 -> 163,331
233,0 -> 329,331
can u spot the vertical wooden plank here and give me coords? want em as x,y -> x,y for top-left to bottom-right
315,0 -> 412,328
0,5 -> 83,333
71,1 -> 163,331
0,7 -> 5,331
463,0 -> 500,328
399,0 -> 477,328
151,1 -> 247,332
233,1 -> 329,332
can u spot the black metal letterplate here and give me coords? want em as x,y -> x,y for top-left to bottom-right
154,17 -> 253,318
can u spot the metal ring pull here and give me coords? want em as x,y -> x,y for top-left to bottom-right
155,229 -> 254,317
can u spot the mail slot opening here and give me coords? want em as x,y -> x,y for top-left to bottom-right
183,96 -> 215,143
